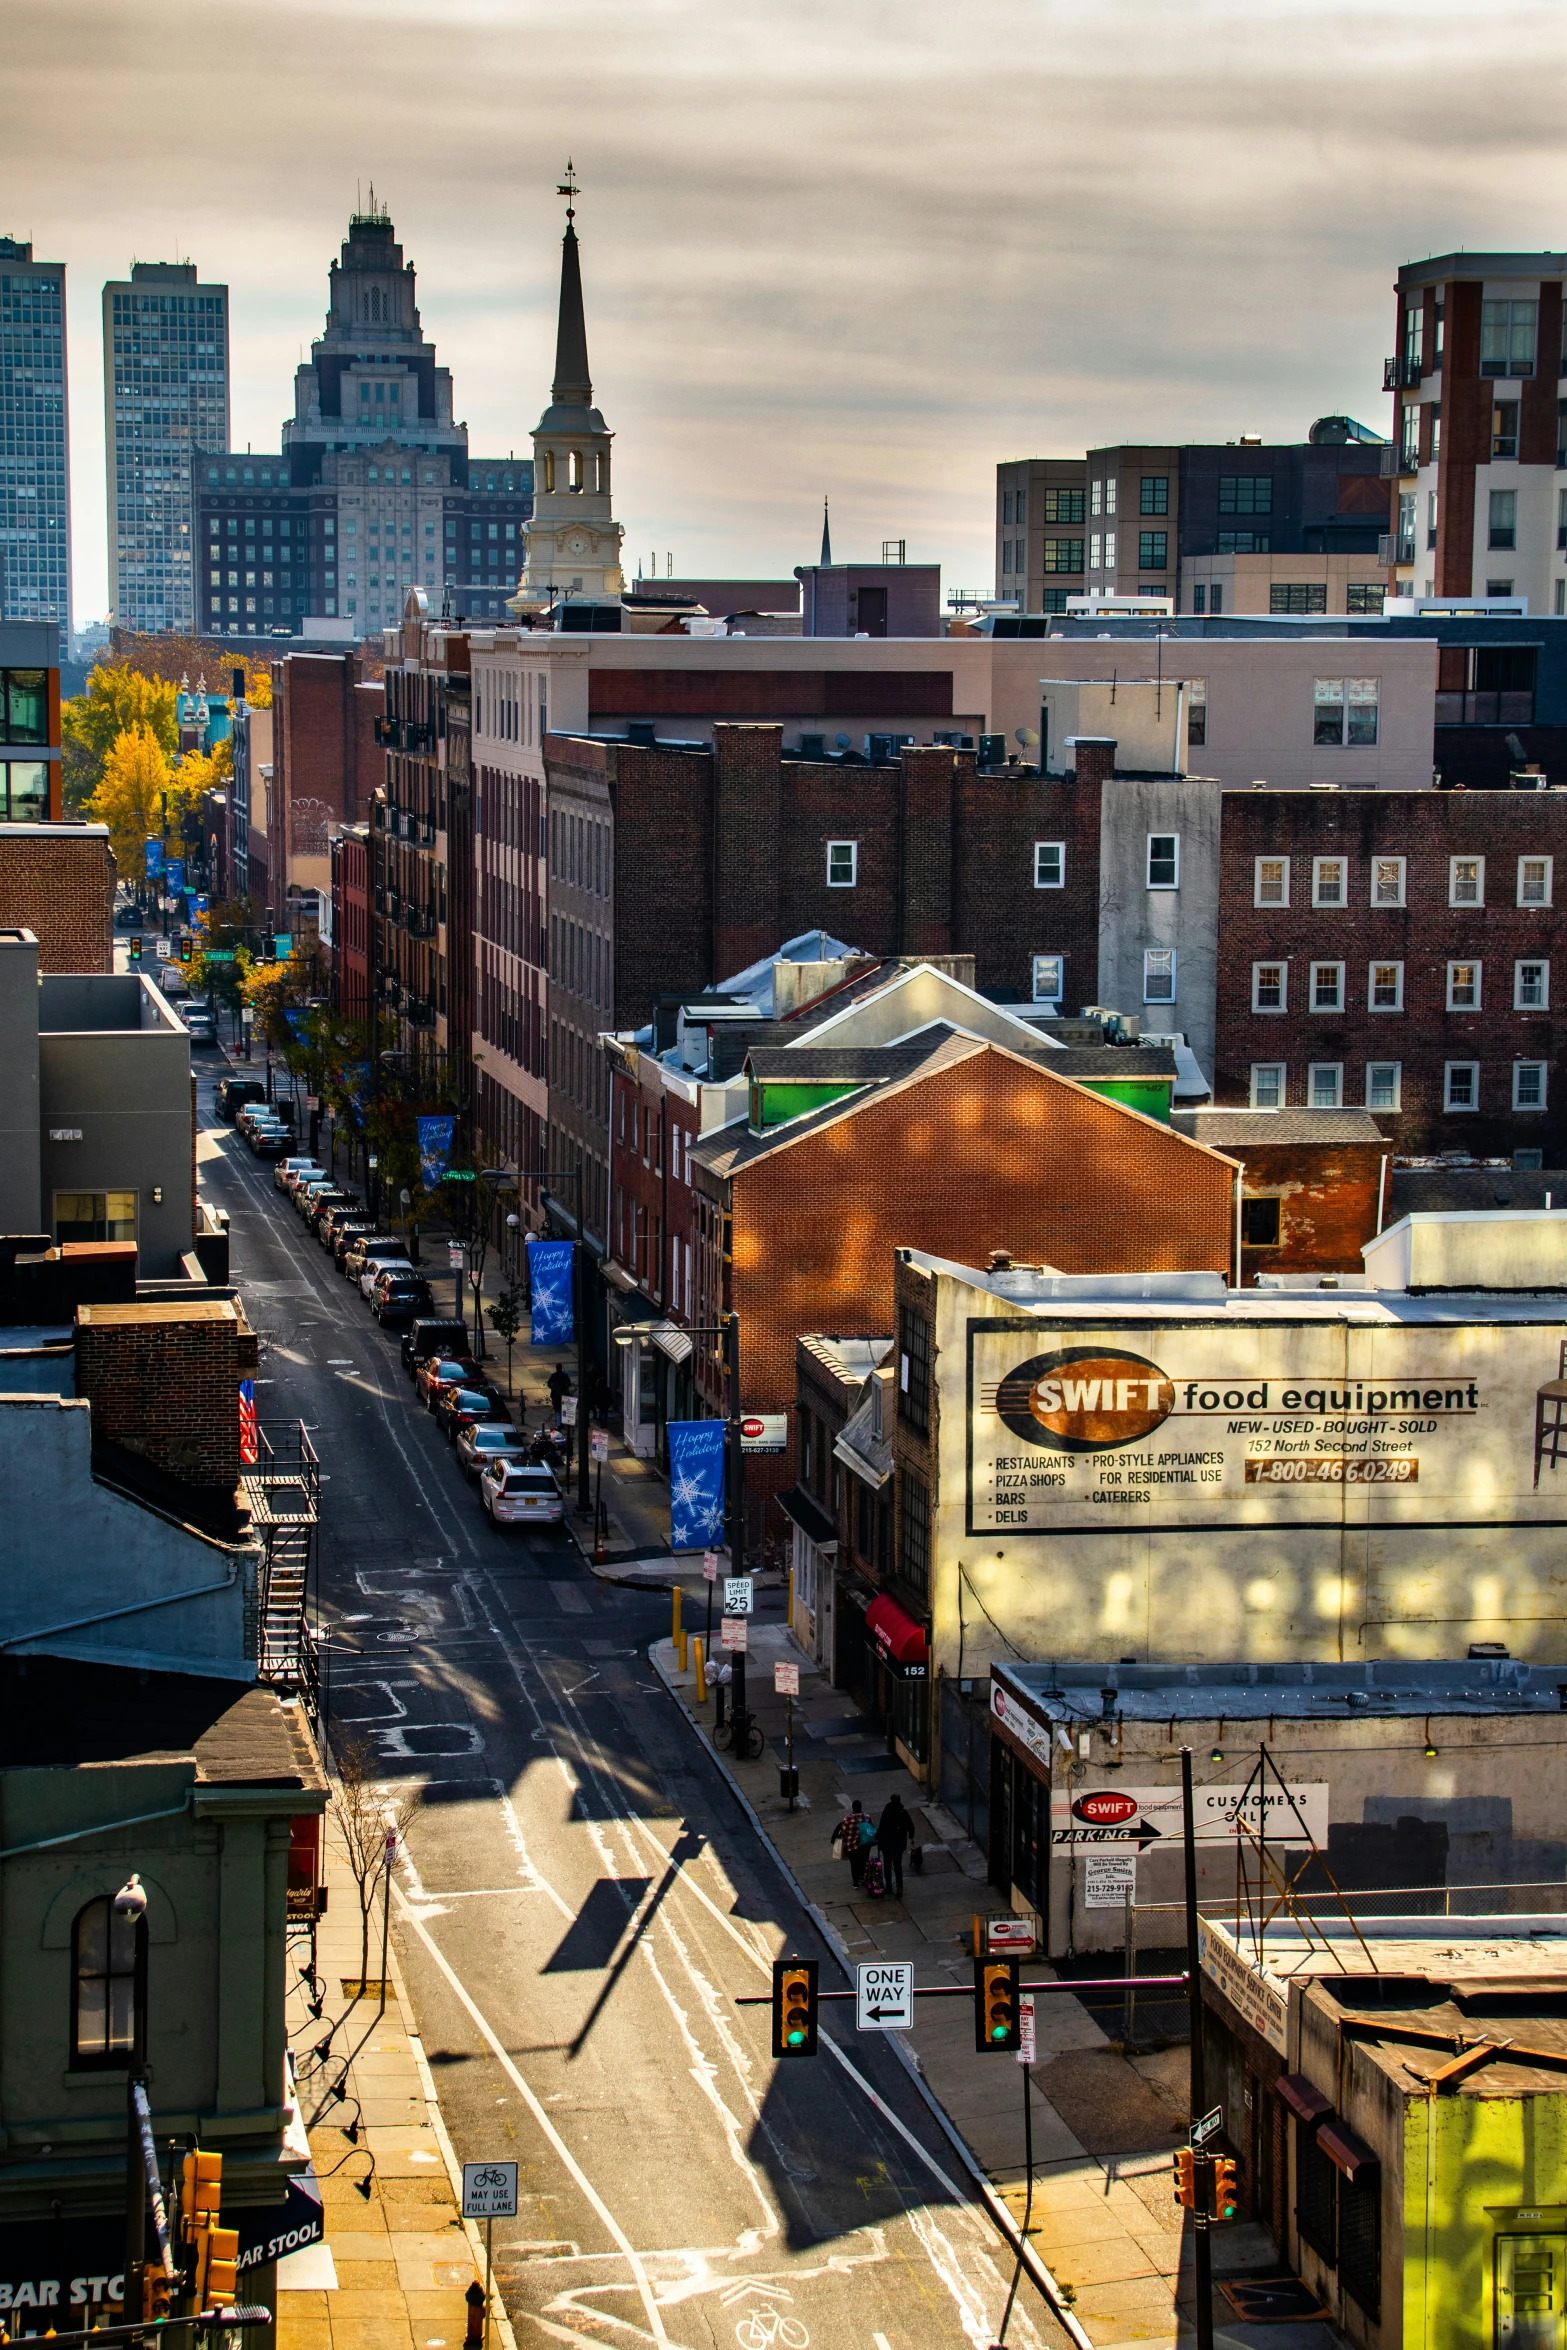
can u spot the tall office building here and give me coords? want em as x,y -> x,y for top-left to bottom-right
0,239 -> 71,637
193,202 -> 531,641
102,259 -> 229,632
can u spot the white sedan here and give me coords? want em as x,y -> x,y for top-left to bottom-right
480,1461 -> 564,1527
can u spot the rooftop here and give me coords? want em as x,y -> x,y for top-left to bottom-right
0,1655 -> 324,1783
994,1655 -> 1567,1722
1173,1109 -> 1386,1148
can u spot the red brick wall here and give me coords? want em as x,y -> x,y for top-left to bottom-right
607,1063 -> 699,1302
268,655 -> 385,909
0,831 -> 115,971
712,1044 -> 1235,1521
74,1300 -> 241,1495
1437,280 -> 1485,597
1235,1141 -> 1385,1282
1216,791 -> 1567,1157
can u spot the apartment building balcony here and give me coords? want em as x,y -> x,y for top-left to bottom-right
1380,444 -> 1422,478
1377,532 -> 1417,567
1384,356 -> 1423,390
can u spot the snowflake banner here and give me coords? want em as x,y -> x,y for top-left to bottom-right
668,1419 -> 728,1552
527,1239 -> 576,1345
417,1114 -> 456,1188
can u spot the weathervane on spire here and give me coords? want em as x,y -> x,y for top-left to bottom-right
557,159 -> 579,224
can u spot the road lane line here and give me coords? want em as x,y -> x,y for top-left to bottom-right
392,1879 -> 673,2347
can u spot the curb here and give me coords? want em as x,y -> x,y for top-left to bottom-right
649,1642 -> 1095,2350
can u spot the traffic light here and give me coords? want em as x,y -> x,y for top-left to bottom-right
200,2227 -> 240,2310
182,2147 -> 223,2237
177,933 -> 192,963
1212,2155 -> 1239,2221
129,935 -> 143,963
1173,2148 -> 1197,2209
771,1957 -> 818,2058
974,1956 -> 1021,2052
143,2263 -> 172,2321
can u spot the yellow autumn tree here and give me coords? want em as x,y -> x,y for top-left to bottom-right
86,726 -> 173,878
242,661 -> 273,709
61,662 -> 179,817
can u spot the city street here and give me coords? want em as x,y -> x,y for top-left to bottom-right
195,1067 -> 1063,2350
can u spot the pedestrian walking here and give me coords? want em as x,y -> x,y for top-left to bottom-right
833,1798 -> 870,1889
546,1362 -> 573,1424
875,1793 -> 913,1899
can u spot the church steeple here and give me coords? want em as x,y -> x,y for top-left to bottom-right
514,166 -> 625,618
820,497 -> 833,566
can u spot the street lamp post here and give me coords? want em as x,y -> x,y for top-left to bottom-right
512,1167 -> 591,1513
117,1873 -> 150,2328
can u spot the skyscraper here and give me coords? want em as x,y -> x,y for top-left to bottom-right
102,259 -> 229,633
0,238 -> 71,637
192,200 -> 531,641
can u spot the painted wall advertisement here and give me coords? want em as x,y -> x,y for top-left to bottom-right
1051,1780 -> 1330,1850
965,1316 -> 1567,1536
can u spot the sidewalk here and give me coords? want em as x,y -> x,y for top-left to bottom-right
650,1632 -> 1341,2350
277,1842 -> 513,2350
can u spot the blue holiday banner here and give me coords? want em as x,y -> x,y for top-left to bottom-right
527,1239 -> 575,1345
145,837 -> 164,879
668,1419 -> 727,1552
166,858 -> 185,891
417,1114 -> 456,1187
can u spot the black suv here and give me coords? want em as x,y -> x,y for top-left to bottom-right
216,1076 -> 268,1123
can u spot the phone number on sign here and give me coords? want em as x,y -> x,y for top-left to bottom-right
1245,1456 -> 1418,1484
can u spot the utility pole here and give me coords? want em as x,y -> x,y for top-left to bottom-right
1182,1749 -> 1214,2350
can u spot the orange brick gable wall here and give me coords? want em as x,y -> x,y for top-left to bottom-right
723,1046 -> 1236,1527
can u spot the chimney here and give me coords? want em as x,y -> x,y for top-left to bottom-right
1066,735 -> 1116,789
987,1248 -> 1013,1272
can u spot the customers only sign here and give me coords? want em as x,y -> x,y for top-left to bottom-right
965,1316 -> 1567,1536
1051,1780 -> 1328,1850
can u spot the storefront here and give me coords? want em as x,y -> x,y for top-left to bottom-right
608,1310 -> 695,1466
777,1482 -> 838,1665
866,1592 -> 931,1777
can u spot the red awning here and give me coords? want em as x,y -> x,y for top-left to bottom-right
866,1593 -> 929,1669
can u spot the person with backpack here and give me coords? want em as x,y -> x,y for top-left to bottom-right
834,1798 -> 870,1888
875,1793 -> 914,1898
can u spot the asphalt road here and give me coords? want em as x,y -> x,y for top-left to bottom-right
197,1062 -> 1061,2350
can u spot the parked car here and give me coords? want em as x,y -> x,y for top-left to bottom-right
279,1160 -> 326,1196
235,1102 -> 276,1138
480,1460 -> 564,1527
294,1175 -> 338,1214
438,1384 -> 507,1441
456,1422 -> 527,1482
317,1200 -> 365,1248
304,1188 -> 355,1233
249,1124 -> 291,1159
330,1219 -> 380,1269
353,1242 -> 412,1294
183,1009 -> 216,1045
217,1076 -> 267,1123
274,1156 -> 322,1193
401,1319 -> 471,1377
417,1354 -> 479,1407
371,1271 -> 434,1326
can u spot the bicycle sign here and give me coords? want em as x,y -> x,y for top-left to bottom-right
462,2159 -> 519,2218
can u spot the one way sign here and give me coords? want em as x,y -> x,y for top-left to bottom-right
856,1960 -> 914,2032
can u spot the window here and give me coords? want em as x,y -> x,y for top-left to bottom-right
1348,677 -> 1379,745
1147,834 -> 1179,888
897,1467 -> 931,1602
1034,840 -> 1064,888
1516,1061 -> 1548,1111
1369,960 -> 1404,1011
1139,476 -> 1169,515
72,1895 -> 144,2068
1031,954 -> 1064,1005
1366,857 -> 1404,908
1310,961 -> 1343,1011
1313,677 -> 1378,747
1102,530 -> 1116,569
1346,585 -> 1386,616
1090,480 -> 1102,517
1217,531 -> 1270,555
1252,961 -> 1287,1012
1481,297 -> 1537,378
1043,487 -> 1085,524
1519,856 -> 1553,907
1186,678 -> 1207,746
1254,856 -> 1289,907
1446,961 -> 1481,1010
1143,947 -> 1175,1002
1002,491 -> 1014,525
1308,1063 -> 1343,1108
1241,1196 -> 1282,1248
898,1304 -> 932,1433
1313,679 -> 1345,747
1138,531 -> 1168,571
1444,1062 -> 1479,1110
1103,479 -> 1117,516
1450,855 -> 1484,906
1042,538 -> 1084,573
1366,1061 -> 1402,1111
1250,1064 -> 1286,1109
1089,532 -> 1101,570
826,840 -> 858,888
1338,2178 -> 1381,2321
1489,489 -> 1518,550
1192,585 -> 1206,615
1218,475 -> 1273,515
1295,2125 -> 1337,2263
1312,856 -> 1346,906
54,1191 -> 136,1244
1516,959 -> 1550,1009
1492,400 -> 1520,460
1271,583 -> 1327,615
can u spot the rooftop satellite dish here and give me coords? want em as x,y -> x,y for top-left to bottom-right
1016,726 -> 1040,747
834,732 -> 852,750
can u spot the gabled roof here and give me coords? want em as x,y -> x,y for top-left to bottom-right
1173,1109 -> 1386,1146
797,959 -> 1067,1055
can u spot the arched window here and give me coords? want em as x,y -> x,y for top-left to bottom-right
568,450 -> 583,492
593,451 -> 607,494
72,1895 -> 144,2068
543,450 -> 555,494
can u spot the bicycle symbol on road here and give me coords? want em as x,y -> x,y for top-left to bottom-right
734,2314 -> 808,2350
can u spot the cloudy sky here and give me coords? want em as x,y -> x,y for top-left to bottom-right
8,0 -> 1567,623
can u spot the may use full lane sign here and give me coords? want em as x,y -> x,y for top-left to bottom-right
856,1960 -> 913,2031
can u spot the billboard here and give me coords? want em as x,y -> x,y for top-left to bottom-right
1050,1779 -> 1329,1850
965,1316 -> 1567,1537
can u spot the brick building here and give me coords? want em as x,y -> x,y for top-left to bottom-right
0,822 -> 114,970
267,648 -> 383,924
328,823 -> 371,1022
1215,789 -> 1567,1159
687,1030 -> 1237,1541
1171,1108 -> 1389,1281
74,1296 -> 255,1537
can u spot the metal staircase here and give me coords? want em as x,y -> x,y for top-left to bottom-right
242,1422 -> 322,1728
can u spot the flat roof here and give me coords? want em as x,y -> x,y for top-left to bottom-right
910,1249 -> 1567,1323
995,1657 -> 1567,1721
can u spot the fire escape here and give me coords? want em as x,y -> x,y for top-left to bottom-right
243,1420 -> 323,1729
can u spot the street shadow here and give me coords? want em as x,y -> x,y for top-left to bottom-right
543,1877 -> 651,1971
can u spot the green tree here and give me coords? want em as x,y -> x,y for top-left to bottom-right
61,662 -> 178,817
487,1283 -> 523,1396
